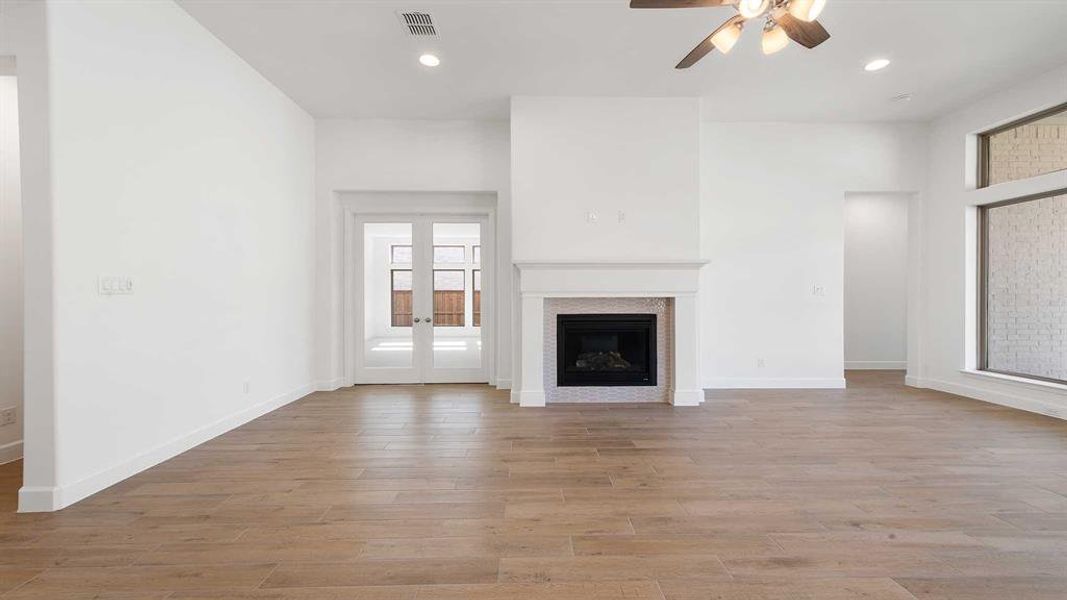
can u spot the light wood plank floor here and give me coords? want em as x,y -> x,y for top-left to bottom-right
2,371 -> 1067,599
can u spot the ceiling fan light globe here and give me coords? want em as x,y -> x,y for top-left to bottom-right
788,0 -> 826,22
711,22 -> 743,54
762,25 -> 789,55
737,0 -> 771,19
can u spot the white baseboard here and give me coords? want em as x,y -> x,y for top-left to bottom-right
315,378 -> 345,392
518,390 -> 546,407
910,376 -> 1066,422
705,377 -> 847,390
18,486 -> 61,512
904,374 -> 923,388
0,440 -> 22,465
510,390 -> 520,404
670,389 -> 705,406
18,382 -> 314,513
495,378 -> 512,391
845,361 -> 907,370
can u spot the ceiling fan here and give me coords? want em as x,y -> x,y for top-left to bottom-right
631,0 -> 830,68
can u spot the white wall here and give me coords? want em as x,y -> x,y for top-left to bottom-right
700,123 -> 927,389
914,64 -> 1067,418
510,97 -> 701,262
0,73 -> 22,464
315,119 -> 512,388
19,0 -> 316,511
844,193 -> 909,370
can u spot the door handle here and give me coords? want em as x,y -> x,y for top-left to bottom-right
413,318 -> 421,323
424,317 -> 433,324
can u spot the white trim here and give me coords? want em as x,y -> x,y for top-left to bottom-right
518,390 -> 546,407
18,486 -> 61,512
912,376 -> 1066,422
0,440 -> 22,465
959,369 -> 1067,393
18,382 -> 314,512
315,378 -> 345,392
670,389 -> 705,406
705,377 -> 847,390
494,378 -> 512,390
845,361 -> 907,370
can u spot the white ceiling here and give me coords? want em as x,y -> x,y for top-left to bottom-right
177,0 -> 1067,122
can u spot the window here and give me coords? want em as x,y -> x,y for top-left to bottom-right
391,244 -> 412,265
978,103 -> 1067,188
473,245 -> 481,264
433,245 -> 465,264
979,191 -> 1067,384
433,270 -> 465,327
390,270 -> 413,327
472,270 -> 481,327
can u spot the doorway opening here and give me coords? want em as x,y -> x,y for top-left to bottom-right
844,192 -> 911,375
0,61 -> 24,509
347,212 -> 493,385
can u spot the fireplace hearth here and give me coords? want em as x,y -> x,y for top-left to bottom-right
557,314 -> 656,387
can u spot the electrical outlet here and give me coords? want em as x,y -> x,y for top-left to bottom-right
0,407 -> 15,427
586,211 -> 599,223
757,358 -> 766,369
812,283 -> 826,297
98,275 -> 134,295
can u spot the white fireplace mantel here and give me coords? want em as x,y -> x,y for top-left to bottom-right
513,259 -> 708,408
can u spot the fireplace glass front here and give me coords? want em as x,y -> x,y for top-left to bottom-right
557,314 -> 656,387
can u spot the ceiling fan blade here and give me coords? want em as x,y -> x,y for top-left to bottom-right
675,33 -> 716,69
675,16 -> 739,69
775,13 -> 830,49
630,0 -> 732,8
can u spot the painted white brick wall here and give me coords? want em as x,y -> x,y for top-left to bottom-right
988,123 -> 1067,185
986,193 -> 1067,381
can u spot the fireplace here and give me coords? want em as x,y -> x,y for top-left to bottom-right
557,314 -> 656,387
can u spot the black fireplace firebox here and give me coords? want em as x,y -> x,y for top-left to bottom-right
557,314 -> 656,387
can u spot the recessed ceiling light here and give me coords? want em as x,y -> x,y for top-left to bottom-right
864,58 -> 891,72
419,54 -> 440,67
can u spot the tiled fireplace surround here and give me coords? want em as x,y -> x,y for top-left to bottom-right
512,261 -> 707,407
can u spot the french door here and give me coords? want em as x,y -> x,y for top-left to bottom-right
353,214 -> 489,384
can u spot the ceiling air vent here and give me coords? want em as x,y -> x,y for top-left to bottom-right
397,11 -> 438,38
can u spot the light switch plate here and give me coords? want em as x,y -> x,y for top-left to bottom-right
99,275 -> 134,295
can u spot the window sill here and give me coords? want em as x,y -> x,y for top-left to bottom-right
960,369 -> 1067,393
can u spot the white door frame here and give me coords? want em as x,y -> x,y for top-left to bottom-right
343,197 -> 495,385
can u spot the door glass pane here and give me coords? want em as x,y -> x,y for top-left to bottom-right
433,245 -> 465,263
433,270 -> 465,327
391,244 -> 412,265
432,222 -> 482,370
364,223 -> 413,368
